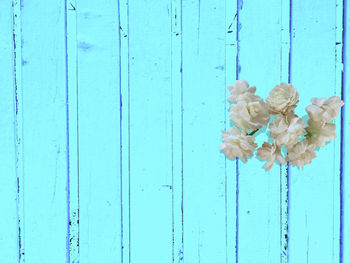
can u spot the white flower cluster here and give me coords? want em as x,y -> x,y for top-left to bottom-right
220,80 -> 344,171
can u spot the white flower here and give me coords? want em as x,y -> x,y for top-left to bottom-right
257,142 -> 286,171
269,114 -> 306,147
219,126 -> 258,162
266,82 -> 299,114
227,80 -> 257,102
286,140 -> 316,170
305,119 -> 336,147
230,95 -> 270,130
306,96 -> 344,123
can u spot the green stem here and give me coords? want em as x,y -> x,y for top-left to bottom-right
248,129 -> 259,136
305,129 -> 312,138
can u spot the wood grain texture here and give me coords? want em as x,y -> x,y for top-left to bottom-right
0,1 -> 348,262
119,0 -> 130,262
288,0 -> 341,262
65,0 -> 79,261
225,0 -> 238,261
342,0 -> 349,261
75,0 -> 123,262
12,0 -> 25,262
20,0 -> 68,261
236,0 -> 284,261
171,0 -> 184,262
0,1 -> 19,262
128,0 -> 173,261
182,1 -> 227,262
280,0 -> 291,262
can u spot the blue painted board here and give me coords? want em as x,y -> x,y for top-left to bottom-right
75,1 -> 122,261
0,0 -> 348,262
0,1 -> 19,262
225,0 -> 238,261
288,0 -> 341,262
237,1 -> 288,262
236,0 -> 286,262
182,1 -> 228,262
20,0 -> 67,261
343,0 -> 350,261
128,0 -> 173,262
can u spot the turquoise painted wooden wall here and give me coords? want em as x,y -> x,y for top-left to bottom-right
1,0 -> 349,262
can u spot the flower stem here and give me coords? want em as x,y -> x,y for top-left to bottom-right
305,129 -> 312,138
248,129 -> 259,136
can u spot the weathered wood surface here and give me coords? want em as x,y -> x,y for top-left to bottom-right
0,0 -> 348,262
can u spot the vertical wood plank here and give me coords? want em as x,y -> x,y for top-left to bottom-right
74,0 -> 122,261
182,1 -> 227,262
225,0 -> 238,261
288,1 -> 341,262
0,1 -> 20,262
236,0 -> 283,261
342,0 -> 349,261
128,0 -> 173,261
280,0 -> 291,262
171,0 -> 184,262
65,0 -> 79,261
336,0 -> 344,262
12,0 -> 25,262
119,0 -> 130,262
280,164 -> 289,263
20,0 -> 67,261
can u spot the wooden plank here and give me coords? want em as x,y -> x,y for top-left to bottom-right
0,1 -> 20,261
128,0 -> 173,261
171,0 -> 184,262
20,0 -> 67,261
65,0 -> 79,261
288,0 -> 341,262
119,0 -> 130,262
225,0 -> 238,262
342,0 -> 349,261
12,1 -> 25,261
335,1 -> 343,260
182,1 -> 227,261
12,0 -> 25,261
280,0 -> 291,262
236,0 -> 283,261
73,0 -> 122,262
